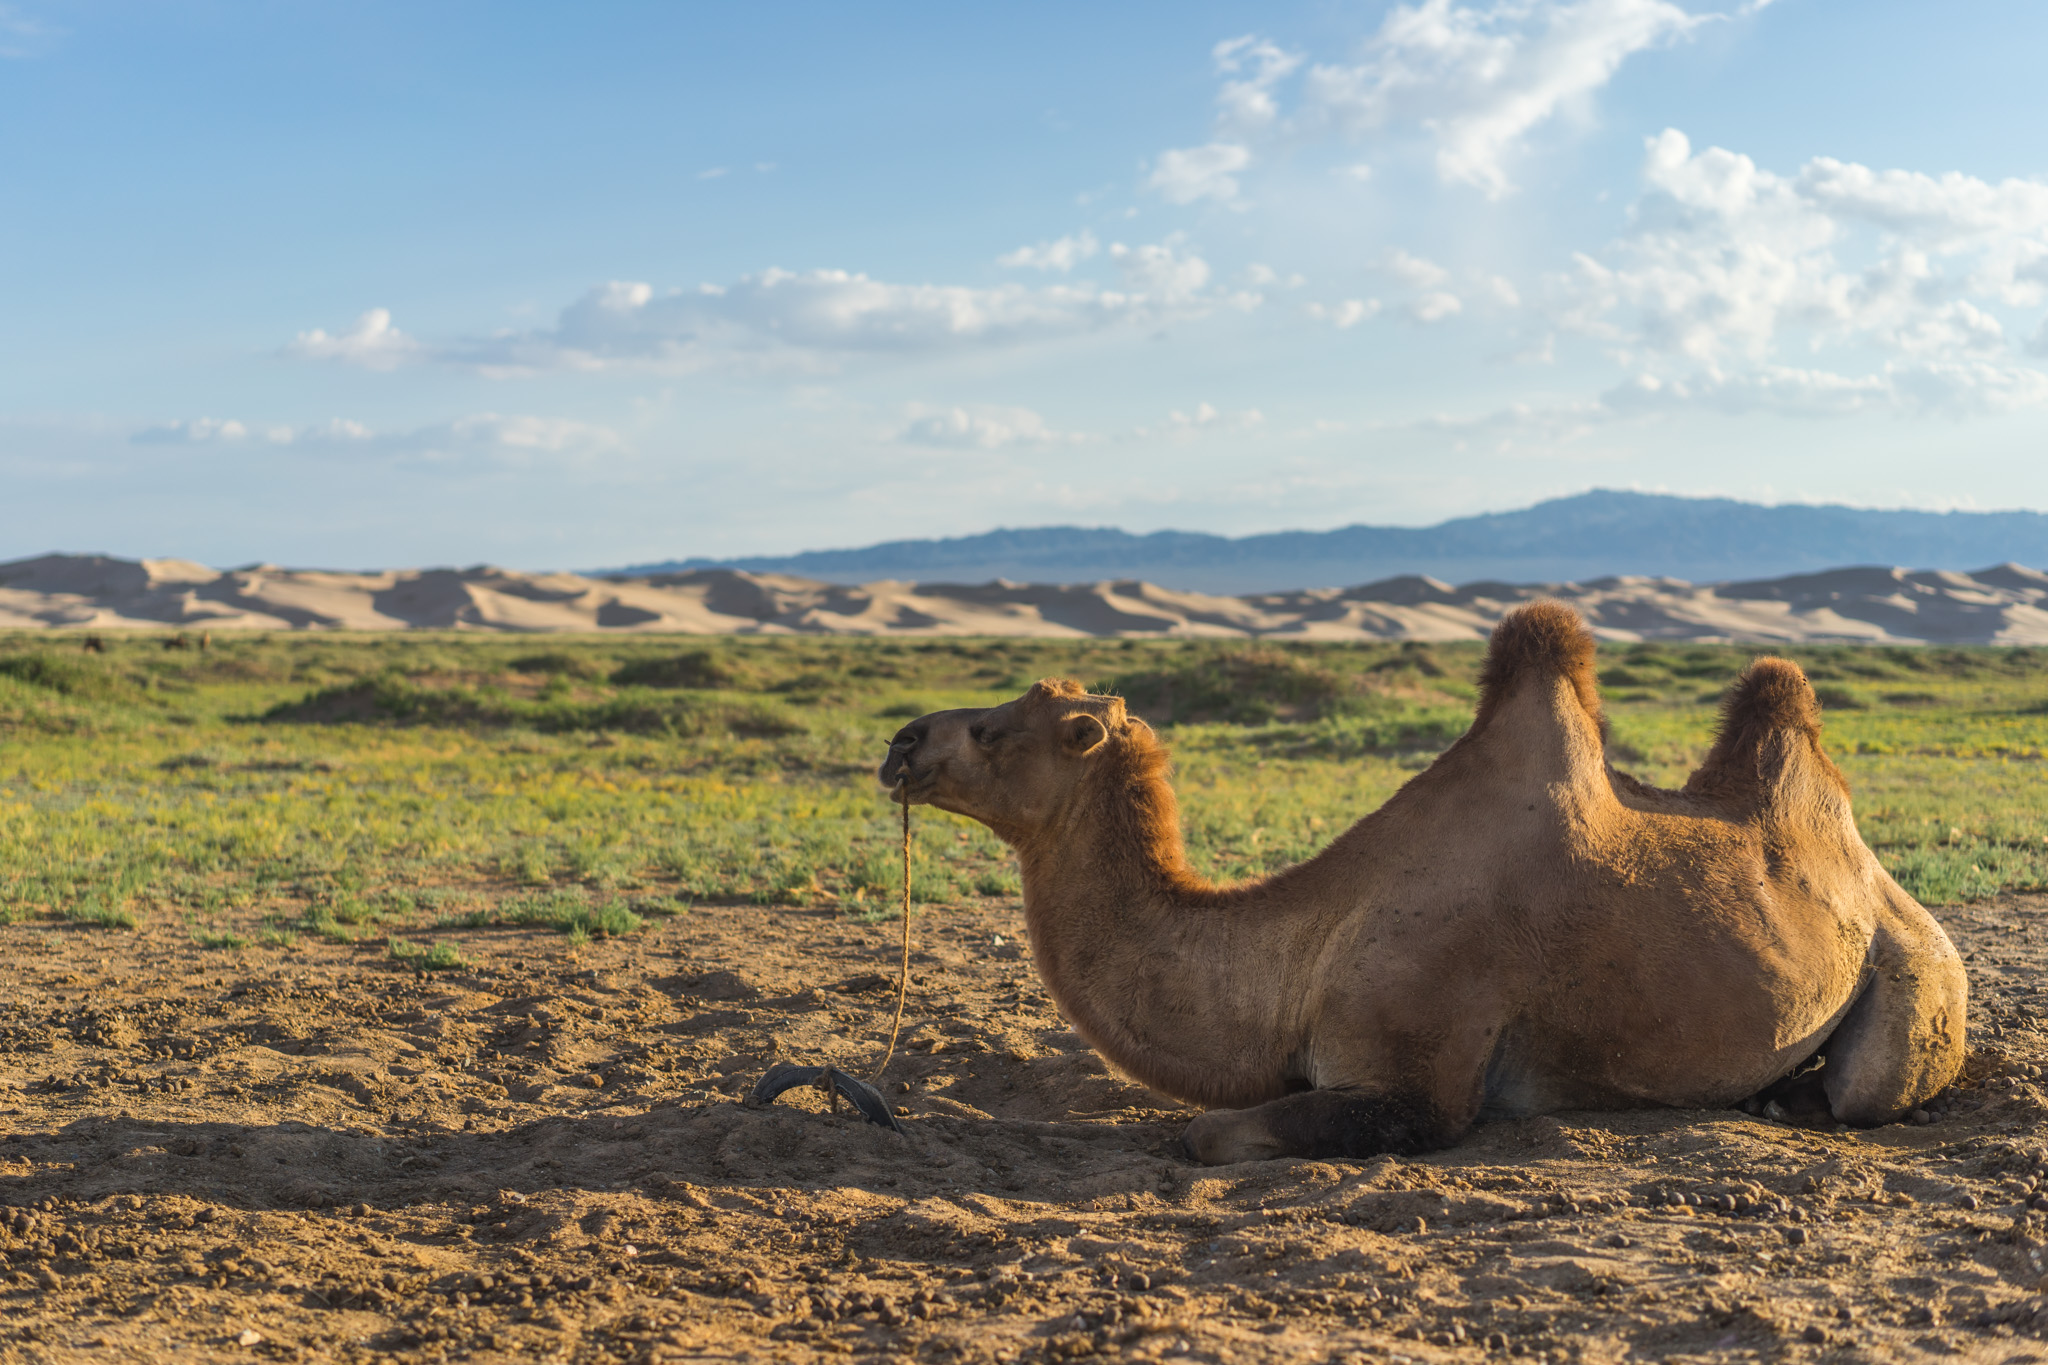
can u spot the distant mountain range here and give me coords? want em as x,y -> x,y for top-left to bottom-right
608,490 -> 2048,594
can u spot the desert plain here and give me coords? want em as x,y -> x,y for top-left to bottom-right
3,628 -> 2048,1364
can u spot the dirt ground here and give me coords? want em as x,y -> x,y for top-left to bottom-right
5,891 -> 2048,1365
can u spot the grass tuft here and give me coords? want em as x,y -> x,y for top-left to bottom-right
438,888 -> 646,939
388,936 -> 468,971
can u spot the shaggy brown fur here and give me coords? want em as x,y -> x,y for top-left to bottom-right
880,605 -> 1967,1162
1473,599 -> 1603,731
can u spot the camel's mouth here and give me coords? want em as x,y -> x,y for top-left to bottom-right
877,745 -> 935,802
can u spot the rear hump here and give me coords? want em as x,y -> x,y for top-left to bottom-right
1688,657 -> 1848,804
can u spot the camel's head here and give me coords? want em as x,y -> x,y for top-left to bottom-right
878,678 -> 1145,839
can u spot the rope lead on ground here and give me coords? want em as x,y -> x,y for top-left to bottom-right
746,774 -> 915,1134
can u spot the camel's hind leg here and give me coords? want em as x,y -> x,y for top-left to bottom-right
1182,1088 -> 1473,1164
1820,890 -> 1968,1125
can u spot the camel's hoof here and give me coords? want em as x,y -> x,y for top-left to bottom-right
748,1062 -> 905,1134
1181,1109 -> 1278,1165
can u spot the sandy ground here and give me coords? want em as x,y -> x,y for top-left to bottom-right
5,892 -> 2048,1364
6,553 -> 2048,642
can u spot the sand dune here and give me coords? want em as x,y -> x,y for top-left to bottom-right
3,553 -> 2046,643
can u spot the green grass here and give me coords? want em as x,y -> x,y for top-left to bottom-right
0,632 -> 2041,931
436,887 -> 647,939
387,936 -> 469,972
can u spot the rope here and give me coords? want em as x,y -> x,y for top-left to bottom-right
867,774 -> 913,1086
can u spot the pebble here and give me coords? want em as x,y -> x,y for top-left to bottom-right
236,1330 -> 264,1347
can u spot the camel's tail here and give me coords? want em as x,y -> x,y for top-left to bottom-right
1473,601 -> 1603,732
1687,657 -> 1849,810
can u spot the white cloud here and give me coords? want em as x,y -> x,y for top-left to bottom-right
1147,142 -> 1253,205
130,413 -> 620,462
306,242 -> 1243,375
896,405 -> 1085,451
285,308 -> 420,370
1310,0 -> 1700,196
1410,291 -> 1465,323
1381,249 -> 1471,321
0,4 -> 56,59
1109,238 -> 1212,301
1156,1 -> 1703,205
1599,367 -> 1886,419
1597,361 -> 2048,420
1211,35 -> 1304,136
1886,360 -> 2048,418
437,414 -> 621,456
998,230 -> 1099,272
1534,130 -> 2048,417
1165,401 -> 1264,434
1480,274 -> 1522,307
1243,263 -> 1305,289
133,417 -> 258,444
1386,249 -> 1452,289
697,167 -> 729,180
1307,299 -> 1381,328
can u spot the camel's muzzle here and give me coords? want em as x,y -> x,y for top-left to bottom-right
878,719 -> 925,793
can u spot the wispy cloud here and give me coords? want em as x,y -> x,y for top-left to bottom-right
1306,299 -> 1381,328
1303,0 -> 1703,196
895,404 -> 1088,450
997,230 -> 1099,272
283,309 -> 420,371
1147,142 -> 1253,205
132,413 -> 622,464
1149,0 -> 1708,205
0,4 -> 57,59
288,238 -> 1249,375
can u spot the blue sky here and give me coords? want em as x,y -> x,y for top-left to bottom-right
7,0 -> 2048,569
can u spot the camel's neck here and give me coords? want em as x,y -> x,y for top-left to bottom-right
1009,750 -> 1323,1109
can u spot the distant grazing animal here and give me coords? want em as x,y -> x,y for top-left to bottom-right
879,602 -> 1966,1162
163,633 -> 190,651
81,634 -> 105,654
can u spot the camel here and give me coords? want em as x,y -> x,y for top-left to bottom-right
879,602 -> 1967,1163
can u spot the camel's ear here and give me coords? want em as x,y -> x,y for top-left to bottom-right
1061,713 -> 1109,756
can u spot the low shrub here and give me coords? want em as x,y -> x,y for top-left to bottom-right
1102,649 -> 1354,726
610,649 -> 752,689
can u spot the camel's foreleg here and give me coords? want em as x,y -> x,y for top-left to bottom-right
1181,1088 -> 1471,1164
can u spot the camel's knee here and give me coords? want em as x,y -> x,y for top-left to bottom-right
1823,949 -> 1968,1126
